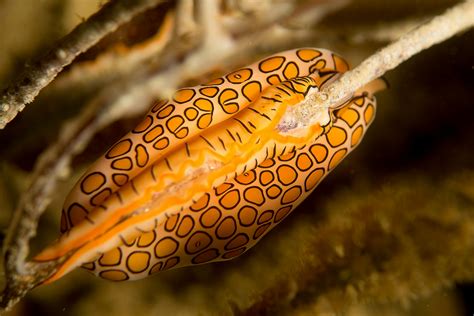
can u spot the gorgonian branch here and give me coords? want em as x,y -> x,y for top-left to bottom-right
0,0 -> 166,130
278,0 -> 474,132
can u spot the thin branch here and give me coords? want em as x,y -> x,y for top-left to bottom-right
50,10 -> 175,96
0,79 -> 145,311
0,0 -> 166,130
284,0 -> 349,29
175,0 -> 196,38
277,0 -> 474,132
198,0 -> 224,45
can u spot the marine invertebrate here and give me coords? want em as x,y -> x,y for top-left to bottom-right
34,48 -> 385,282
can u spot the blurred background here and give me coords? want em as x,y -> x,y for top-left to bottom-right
0,0 -> 473,315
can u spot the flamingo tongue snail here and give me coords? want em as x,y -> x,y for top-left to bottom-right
34,48 -> 386,283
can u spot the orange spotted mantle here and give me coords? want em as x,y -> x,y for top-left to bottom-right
34,48 -> 385,282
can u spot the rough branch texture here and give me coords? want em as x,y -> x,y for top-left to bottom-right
0,95 -> 123,311
0,0 -> 165,130
277,0 -> 474,133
